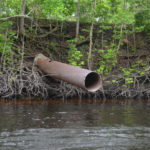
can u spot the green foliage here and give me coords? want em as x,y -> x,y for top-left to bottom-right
112,79 -> 118,84
0,0 -> 149,25
120,60 -> 147,86
96,46 -> 118,75
0,21 -> 16,65
51,42 -> 56,52
1,0 -> 22,16
29,27 -> 33,33
82,28 -> 90,33
1,0 -> 150,28
42,0 -> 65,19
125,77 -> 134,84
67,38 -> 84,67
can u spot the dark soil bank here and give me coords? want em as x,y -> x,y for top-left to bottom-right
0,18 -> 150,100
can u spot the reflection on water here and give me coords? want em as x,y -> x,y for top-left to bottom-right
0,100 -> 150,150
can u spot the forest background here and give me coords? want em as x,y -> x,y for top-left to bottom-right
0,0 -> 150,100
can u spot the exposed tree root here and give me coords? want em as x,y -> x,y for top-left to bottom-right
103,72 -> 150,99
0,65 -> 150,100
0,67 -> 48,99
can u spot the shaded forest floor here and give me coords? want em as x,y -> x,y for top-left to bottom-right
0,18 -> 150,100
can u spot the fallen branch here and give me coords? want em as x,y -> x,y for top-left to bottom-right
33,27 -> 58,38
76,36 -> 89,46
0,15 -> 31,21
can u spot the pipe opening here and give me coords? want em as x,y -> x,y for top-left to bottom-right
85,72 -> 102,92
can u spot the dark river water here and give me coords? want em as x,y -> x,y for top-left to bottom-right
0,100 -> 150,150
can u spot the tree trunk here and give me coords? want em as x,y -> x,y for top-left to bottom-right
0,0 -> 2,16
76,0 -> 80,39
88,0 -> 96,70
20,0 -> 26,34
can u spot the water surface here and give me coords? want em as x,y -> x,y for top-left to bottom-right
0,100 -> 150,150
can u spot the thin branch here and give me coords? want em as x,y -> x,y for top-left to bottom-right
33,27 -> 58,38
76,0 -> 80,38
0,15 -> 31,21
0,0 -> 2,16
20,0 -> 26,34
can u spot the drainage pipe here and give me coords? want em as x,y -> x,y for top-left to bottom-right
34,54 -> 102,92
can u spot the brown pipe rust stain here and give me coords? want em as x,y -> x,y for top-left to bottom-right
0,99 -> 149,105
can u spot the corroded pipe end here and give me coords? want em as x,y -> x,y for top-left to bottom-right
34,53 -> 48,65
85,72 -> 102,92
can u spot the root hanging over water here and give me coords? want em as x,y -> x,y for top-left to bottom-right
0,65 -> 103,100
0,67 -> 49,99
1,64 -> 150,100
102,72 -> 150,100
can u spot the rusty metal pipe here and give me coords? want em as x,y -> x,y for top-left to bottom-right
34,54 -> 102,92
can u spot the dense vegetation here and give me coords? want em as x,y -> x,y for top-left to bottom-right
0,0 -> 150,99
